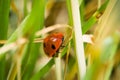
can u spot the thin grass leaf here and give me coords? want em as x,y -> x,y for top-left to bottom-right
23,0 -> 28,18
22,44 -> 40,80
0,0 -> 10,40
82,16 -> 96,34
3,0 -> 46,79
0,54 -> 6,80
0,0 -> 10,80
80,0 -> 85,25
7,62 -> 17,80
31,43 -> 68,80
71,0 -> 86,79
84,0 -> 120,79
82,0 -> 109,34
30,58 -> 54,80
78,0 -> 83,6
4,0 -> 45,44
84,33 -> 120,80
21,0 -> 46,80
102,33 -> 120,80
84,59 -> 101,80
66,0 -> 73,26
55,57 -> 62,80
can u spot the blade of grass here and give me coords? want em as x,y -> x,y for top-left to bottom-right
4,0 -> 45,44
80,0 -> 85,25
78,0 -> 83,6
82,0 -> 109,34
7,38 -> 27,80
22,43 -> 40,80
102,32 -> 120,80
98,0 -> 101,9
66,0 -> 73,26
4,0 -> 46,79
55,57 -> 62,80
84,32 -> 120,80
84,0 -> 120,79
23,0 -> 28,18
0,54 -> 6,80
30,58 -> 54,80
94,0 -> 117,41
82,16 -> 96,34
7,62 -> 17,80
30,43 -> 69,80
71,0 -> 86,79
0,0 -> 10,41
0,0 -> 10,80
66,0 -> 86,79
22,0 -> 46,80
64,42 -> 71,80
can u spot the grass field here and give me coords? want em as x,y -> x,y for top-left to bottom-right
0,0 -> 120,80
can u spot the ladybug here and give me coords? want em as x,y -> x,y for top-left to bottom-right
43,32 -> 64,57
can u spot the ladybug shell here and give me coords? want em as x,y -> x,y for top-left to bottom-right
43,33 -> 64,57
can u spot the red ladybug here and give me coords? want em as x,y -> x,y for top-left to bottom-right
43,33 -> 64,57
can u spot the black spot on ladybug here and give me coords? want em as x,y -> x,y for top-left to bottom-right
62,37 -> 64,42
43,43 -> 46,47
51,44 -> 56,49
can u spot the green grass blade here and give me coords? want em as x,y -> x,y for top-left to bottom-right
78,0 -> 83,6
84,0 -> 120,79
84,33 -> 120,80
23,0 -> 28,18
66,0 -> 73,26
5,0 -> 45,44
5,0 -> 46,79
22,43 -> 40,80
30,44 -> 68,80
82,0 -> 109,34
22,0 -> 46,80
0,0 -> 10,40
0,54 -> 6,80
80,0 -> 85,25
82,16 -> 96,34
102,33 -> 120,80
30,58 -> 54,80
0,0 -> 10,80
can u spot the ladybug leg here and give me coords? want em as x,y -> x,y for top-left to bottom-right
61,45 -> 65,48
53,52 -> 59,57
52,54 -> 56,57
53,49 -> 61,57
56,49 -> 62,54
55,45 -> 65,55
59,45 -> 65,50
62,37 -> 64,42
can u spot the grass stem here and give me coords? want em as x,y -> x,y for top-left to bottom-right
71,0 -> 86,79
